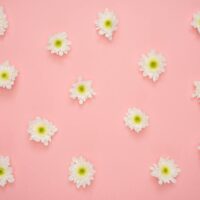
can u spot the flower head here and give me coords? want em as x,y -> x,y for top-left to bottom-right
191,11 -> 200,33
70,77 -> 95,104
0,61 -> 18,89
0,156 -> 14,187
28,117 -> 58,146
95,8 -> 118,40
47,32 -> 71,56
150,157 -> 180,185
192,81 -> 200,101
69,156 -> 95,189
0,7 -> 8,36
124,108 -> 149,133
139,50 -> 166,82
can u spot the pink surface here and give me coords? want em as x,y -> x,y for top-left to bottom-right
0,0 -> 200,199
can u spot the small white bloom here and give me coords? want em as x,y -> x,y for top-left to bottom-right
0,61 -> 18,89
95,8 -> 118,40
191,11 -> 200,33
139,50 -> 166,82
124,108 -> 149,133
68,156 -> 95,189
70,77 -> 95,104
47,32 -> 71,56
150,157 -> 180,185
28,117 -> 58,146
192,81 -> 200,101
0,7 -> 8,36
198,145 -> 200,150
0,156 -> 14,187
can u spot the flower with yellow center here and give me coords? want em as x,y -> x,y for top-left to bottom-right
0,6 -> 8,36
124,108 -> 149,133
95,8 -> 118,40
47,32 -> 71,56
139,50 -> 166,82
70,77 -> 96,104
68,156 -> 95,189
28,117 -> 58,146
0,156 -> 14,187
192,81 -> 200,101
150,157 -> 180,185
191,11 -> 200,34
0,61 -> 18,89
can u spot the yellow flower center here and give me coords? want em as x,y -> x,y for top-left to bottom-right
0,71 -> 9,81
133,115 -> 142,124
161,166 -> 170,176
37,126 -> 46,135
54,39 -> 63,48
0,167 -> 5,177
104,19 -> 113,29
77,167 -> 87,176
77,84 -> 86,94
149,59 -> 159,70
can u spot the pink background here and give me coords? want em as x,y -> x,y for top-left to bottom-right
0,0 -> 200,199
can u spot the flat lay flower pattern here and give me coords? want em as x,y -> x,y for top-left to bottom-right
1,2 -> 200,197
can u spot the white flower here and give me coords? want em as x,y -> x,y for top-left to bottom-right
192,81 -> 200,101
70,77 -> 95,104
0,156 -> 14,187
28,117 -> 58,146
95,8 -> 118,40
0,61 -> 18,89
191,11 -> 200,33
68,156 -> 95,189
198,145 -> 200,150
0,7 -> 8,36
47,32 -> 71,56
124,108 -> 149,133
139,50 -> 166,82
150,157 -> 180,185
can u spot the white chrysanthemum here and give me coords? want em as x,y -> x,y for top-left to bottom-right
0,61 -> 18,89
70,77 -> 95,104
192,81 -> 200,101
0,156 -> 14,187
69,156 -> 95,189
0,7 -> 8,36
95,8 -> 118,40
47,32 -> 71,56
139,50 -> 166,82
191,11 -> 200,33
150,157 -> 180,185
124,108 -> 149,133
28,117 -> 58,146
